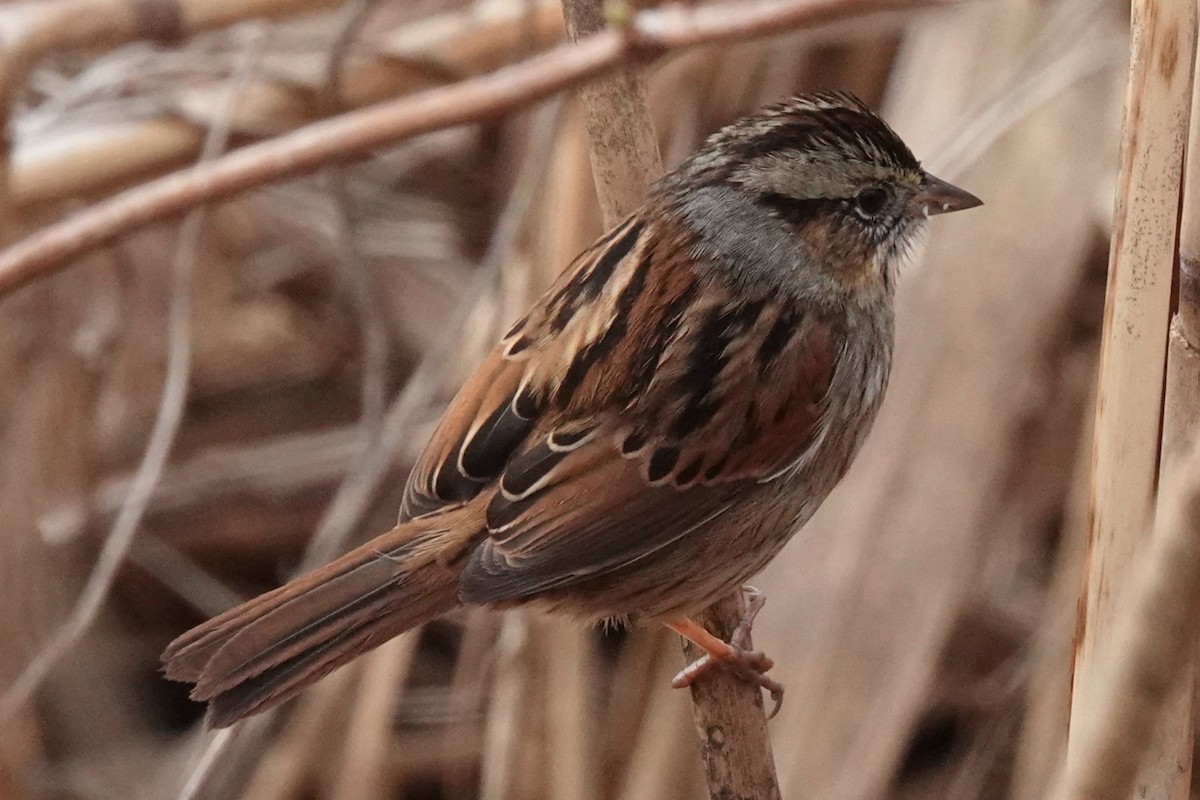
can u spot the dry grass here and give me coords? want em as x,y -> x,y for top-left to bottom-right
0,0 -> 1189,799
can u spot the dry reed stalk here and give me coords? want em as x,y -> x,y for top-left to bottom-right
614,648 -> 703,800
1009,376 -> 1098,800
1066,0 -> 1197,796
480,614 -> 541,800
544,619 -> 601,800
534,104 -> 601,292
442,611 -> 499,800
1179,22 -> 1200,348
0,0 -> 951,299
601,628 -> 678,783
1048,429 -> 1200,800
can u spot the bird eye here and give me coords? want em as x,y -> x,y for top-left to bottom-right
854,186 -> 889,217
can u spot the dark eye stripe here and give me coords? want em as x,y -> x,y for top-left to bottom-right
758,193 -> 836,227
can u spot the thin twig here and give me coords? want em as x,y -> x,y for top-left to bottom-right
0,25 -> 269,730
177,728 -> 237,800
321,0 -> 391,431
43,425 -> 371,541
0,0 -> 953,298
129,534 -> 245,617
562,0 -> 662,225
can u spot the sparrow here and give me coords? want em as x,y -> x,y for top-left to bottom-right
163,91 -> 981,728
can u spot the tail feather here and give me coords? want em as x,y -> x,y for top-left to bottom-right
162,547 -> 384,683
205,585 -> 452,727
162,520 -> 466,728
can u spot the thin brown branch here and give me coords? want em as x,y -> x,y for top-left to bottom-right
0,0 -> 952,298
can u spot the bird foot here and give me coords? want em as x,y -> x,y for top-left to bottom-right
667,586 -> 785,718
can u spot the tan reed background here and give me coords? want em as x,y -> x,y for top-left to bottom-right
0,0 -> 1189,799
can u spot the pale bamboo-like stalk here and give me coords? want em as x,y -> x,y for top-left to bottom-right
1065,0 -> 1196,797
1049,433 -> 1200,800
1180,22 -> 1200,350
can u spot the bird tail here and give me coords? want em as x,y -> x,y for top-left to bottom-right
162,516 -> 467,728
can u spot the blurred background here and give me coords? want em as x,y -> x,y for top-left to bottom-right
0,0 -> 1138,798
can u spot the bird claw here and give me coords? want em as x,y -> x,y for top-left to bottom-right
670,585 -> 785,718
730,585 -> 766,650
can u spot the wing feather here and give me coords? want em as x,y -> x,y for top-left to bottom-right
400,214 -> 843,604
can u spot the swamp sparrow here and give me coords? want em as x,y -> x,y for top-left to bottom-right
163,91 -> 980,727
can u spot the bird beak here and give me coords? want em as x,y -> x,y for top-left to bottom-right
916,173 -> 983,216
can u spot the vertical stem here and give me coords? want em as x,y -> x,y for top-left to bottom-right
1067,0 -> 1196,798
561,0 -> 663,223
559,2 -> 781,797
681,595 -> 782,800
